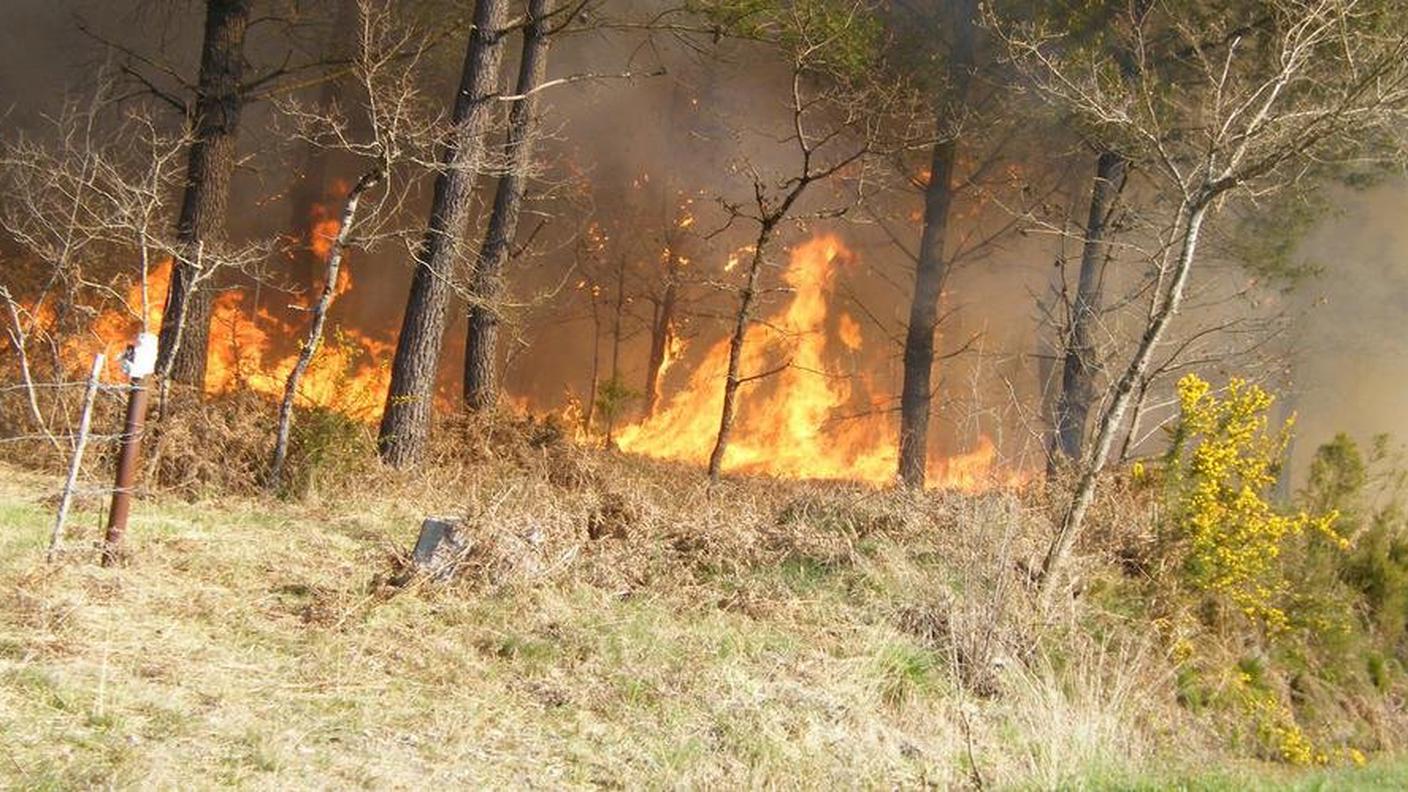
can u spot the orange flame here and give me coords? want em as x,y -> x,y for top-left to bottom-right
617,234 -> 1016,490
308,183 -> 353,298
654,323 -> 687,405
26,189 -> 390,419
310,216 -> 340,262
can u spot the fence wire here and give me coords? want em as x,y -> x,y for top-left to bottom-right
1,353 -> 145,562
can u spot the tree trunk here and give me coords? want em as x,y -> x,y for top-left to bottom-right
642,253 -> 680,417
897,0 -> 976,489
1051,150 -> 1127,468
463,0 -> 553,410
1117,374 -> 1152,463
604,256 -> 626,446
156,0 -> 253,388
707,228 -> 773,483
897,136 -> 959,488
1038,199 -> 1209,601
377,0 -> 508,468
269,169 -> 380,489
584,288 -> 601,435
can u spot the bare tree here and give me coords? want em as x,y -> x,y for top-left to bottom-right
1000,0 -> 1408,601
85,1 -> 382,390
269,0 -> 438,486
268,170 -> 380,486
0,88 -> 189,433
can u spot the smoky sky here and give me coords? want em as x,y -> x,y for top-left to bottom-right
2,0 -> 1406,480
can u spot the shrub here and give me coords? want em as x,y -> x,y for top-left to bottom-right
1302,434 -> 1408,652
1159,374 -> 1342,633
280,405 -> 375,499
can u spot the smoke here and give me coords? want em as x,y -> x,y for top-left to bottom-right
1288,180 -> 1408,477
0,0 -> 1116,471
5,1 -> 1396,483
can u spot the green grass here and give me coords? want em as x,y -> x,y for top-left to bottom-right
1083,756 -> 1408,790
0,461 -> 1402,788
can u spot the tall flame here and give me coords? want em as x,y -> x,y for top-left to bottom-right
617,234 -> 1012,490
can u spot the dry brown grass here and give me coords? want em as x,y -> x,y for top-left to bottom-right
7,401 -> 1406,788
0,424 -> 1236,791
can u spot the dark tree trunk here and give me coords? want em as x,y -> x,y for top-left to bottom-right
1039,201 -> 1210,600
584,288 -> 601,435
377,0 -> 509,468
897,0 -> 976,489
604,256 -> 626,445
1051,149 -> 1127,469
897,137 -> 959,489
611,257 -> 625,380
464,0 -> 553,410
156,0 -> 253,388
642,257 -> 679,417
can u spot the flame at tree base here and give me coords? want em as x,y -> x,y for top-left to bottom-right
18,219 -> 1020,491
25,251 -> 390,421
617,234 -> 1020,492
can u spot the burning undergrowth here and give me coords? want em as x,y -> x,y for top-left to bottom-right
377,426 -> 1049,616
5,227 -> 1034,495
616,234 -> 1023,491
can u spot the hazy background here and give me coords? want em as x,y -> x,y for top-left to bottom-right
2,0 -> 1403,481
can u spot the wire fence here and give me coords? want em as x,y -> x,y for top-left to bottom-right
1,351 -> 146,563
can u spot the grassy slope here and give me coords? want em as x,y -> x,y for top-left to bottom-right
0,460 -> 1403,789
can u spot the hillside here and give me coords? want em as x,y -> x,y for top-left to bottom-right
2,454 -> 1405,790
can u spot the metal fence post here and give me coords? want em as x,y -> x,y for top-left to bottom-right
101,333 -> 157,567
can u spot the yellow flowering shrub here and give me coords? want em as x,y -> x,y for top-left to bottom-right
1139,399 -> 1393,767
1162,374 -> 1343,632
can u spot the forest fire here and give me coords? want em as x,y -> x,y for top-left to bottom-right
35,208 -> 390,420
6,3 -> 1407,783
617,234 -> 1013,491
27,225 -> 1015,490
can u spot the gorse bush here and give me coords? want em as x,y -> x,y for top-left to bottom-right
1132,375 -> 1406,765
1133,380 -> 1408,764
1302,434 -> 1408,653
1157,374 -> 1342,633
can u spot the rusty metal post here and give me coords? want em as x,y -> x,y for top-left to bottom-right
102,376 -> 150,566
